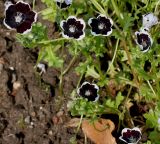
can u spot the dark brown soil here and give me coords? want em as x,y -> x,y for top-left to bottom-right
0,1 -> 86,144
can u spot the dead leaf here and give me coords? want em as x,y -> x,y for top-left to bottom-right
82,118 -> 117,144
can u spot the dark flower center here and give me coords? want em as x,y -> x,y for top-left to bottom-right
69,25 -> 76,33
14,12 -> 25,24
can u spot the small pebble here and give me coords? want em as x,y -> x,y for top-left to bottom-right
30,112 -> 36,117
48,130 -> 53,136
13,81 -> 21,90
24,116 -> 31,124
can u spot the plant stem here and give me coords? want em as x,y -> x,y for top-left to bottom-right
147,80 -> 157,98
122,40 -> 139,89
76,114 -> 83,134
84,134 -> 87,144
111,0 -> 122,20
76,73 -> 84,89
38,38 -> 66,44
62,55 -> 77,75
32,0 -> 36,10
106,38 -> 119,74
154,0 -> 160,14
90,0 -> 106,15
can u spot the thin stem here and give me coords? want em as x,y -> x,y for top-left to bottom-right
76,73 -> 84,89
90,0 -> 106,15
122,40 -> 139,89
32,0 -> 36,10
62,55 -> 77,75
111,0 -> 122,20
154,0 -> 160,13
106,38 -> 119,74
122,86 -> 134,128
76,114 -> 83,134
147,80 -> 157,98
37,38 -> 66,44
84,134 -> 87,144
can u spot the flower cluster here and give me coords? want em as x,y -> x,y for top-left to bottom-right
3,0 -> 113,39
135,13 -> 158,52
60,15 -> 113,40
77,82 -> 142,144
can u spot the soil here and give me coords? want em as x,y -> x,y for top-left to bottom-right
0,0 -> 88,144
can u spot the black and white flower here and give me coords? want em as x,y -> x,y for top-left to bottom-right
88,15 -> 113,36
135,29 -> 153,53
60,16 -> 85,40
3,1 -> 37,34
77,82 -> 99,102
142,13 -> 158,29
55,0 -> 72,9
119,127 -> 142,144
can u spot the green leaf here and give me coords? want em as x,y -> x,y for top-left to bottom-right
16,23 -> 48,48
119,13 -> 135,32
39,45 -> 63,68
115,92 -> 124,108
41,0 -> 57,22
143,109 -> 159,128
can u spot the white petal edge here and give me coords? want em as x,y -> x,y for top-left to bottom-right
77,81 -> 99,96
60,16 -> 86,40
135,30 -> 153,53
16,0 -> 31,9
119,127 -> 142,144
66,16 -> 86,30
97,14 -> 113,26
21,11 -> 38,35
88,15 -> 113,36
65,0 -> 72,5
77,81 -> 91,96
76,32 -> 85,40
3,1 -> 37,34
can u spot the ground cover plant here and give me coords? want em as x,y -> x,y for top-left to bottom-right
1,0 -> 160,143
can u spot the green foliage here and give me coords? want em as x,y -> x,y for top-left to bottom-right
70,92 -> 123,119
149,131 -> 160,144
70,98 -> 105,119
15,0 -> 160,142
143,102 -> 160,128
105,92 -> 124,109
41,0 -> 57,22
119,13 -> 135,32
144,109 -> 159,128
38,45 -> 63,68
16,23 -> 48,48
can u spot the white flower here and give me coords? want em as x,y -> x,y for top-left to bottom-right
142,13 -> 158,29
